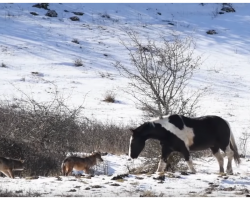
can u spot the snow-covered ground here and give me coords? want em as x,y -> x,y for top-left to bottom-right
1,154 -> 250,197
1,2 -> 250,197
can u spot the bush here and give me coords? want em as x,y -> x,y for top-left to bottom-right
74,58 -> 83,67
103,90 -> 116,103
0,89 -> 130,176
1,63 -> 7,68
72,38 -> 80,44
70,16 -> 80,21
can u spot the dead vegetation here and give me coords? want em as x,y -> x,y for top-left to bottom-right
0,86 -> 130,177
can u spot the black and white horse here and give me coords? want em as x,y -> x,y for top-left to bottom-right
129,114 -> 240,174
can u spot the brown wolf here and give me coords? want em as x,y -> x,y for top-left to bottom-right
61,152 -> 103,176
0,157 -> 24,178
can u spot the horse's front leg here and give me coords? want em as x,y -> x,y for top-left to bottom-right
181,147 -> 196,174
156,146 -> 172,173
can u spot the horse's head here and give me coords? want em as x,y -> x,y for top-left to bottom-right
129,122 -> 155,159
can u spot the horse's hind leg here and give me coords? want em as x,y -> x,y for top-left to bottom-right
211,147 -> 224,173
225,145 -> 234,174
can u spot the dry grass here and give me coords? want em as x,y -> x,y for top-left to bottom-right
103,90 -> 116,103
74,58 -> 83,67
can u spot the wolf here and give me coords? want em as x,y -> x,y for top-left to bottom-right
0,157 -> 25,178
61,152 -> 104,176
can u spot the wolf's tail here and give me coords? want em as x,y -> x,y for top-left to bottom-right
61,159 -> 67,176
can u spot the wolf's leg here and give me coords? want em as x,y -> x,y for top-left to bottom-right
1,170 -> 11,178
7,170 -> 14,179
68,165 -> 74,176
85,168 -> 89,174
65,167 -> 71,176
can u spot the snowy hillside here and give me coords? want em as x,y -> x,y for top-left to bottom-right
1,3 -> 250,197
1,3 -> 250,131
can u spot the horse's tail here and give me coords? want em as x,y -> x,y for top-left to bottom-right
229,130 -> 241,165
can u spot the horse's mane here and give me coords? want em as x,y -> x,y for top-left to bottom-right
148,115 -> 170,122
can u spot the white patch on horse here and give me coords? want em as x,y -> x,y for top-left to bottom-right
128,136 -> 133,157
154,116 -> 195,149
156,158 -> 166,173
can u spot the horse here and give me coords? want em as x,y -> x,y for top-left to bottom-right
61,152 -> 103,176
129,114 -> 240,174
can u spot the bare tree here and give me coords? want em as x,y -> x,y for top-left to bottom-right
115,30 -> 207,172
239,131 -> 250,157
115,30 -> 205,118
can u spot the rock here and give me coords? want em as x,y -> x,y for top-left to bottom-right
67,189 -> 77,192
30,12 -> 38,16
110,183 -> 120,186
206,30 -> 217,35
70,16 -> 80,21
111,174 -> 128,180
181,171 -> 189,175
72,12 -> 84,16
221,6 -> 235,13
91,185 -> 102,188
153,175 -> 165,181
46,10 -> 58,17
32,3 -> 49,10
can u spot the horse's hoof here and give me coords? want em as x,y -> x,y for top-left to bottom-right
226,170 -> 233,175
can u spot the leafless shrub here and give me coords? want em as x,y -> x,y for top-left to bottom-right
0,88 -> 85,176
101,12 -> 110,19
72,38 -> 80,44
211,7 -> 219,19
1,63 -> 7,68
103,90 -> 116,103
0,86 -> 130,176
239,131 -> 250,157
79,119 -> 130,154
115,30 -> 205,118
0,189 -> 41,197
98,71 -> 114,80
74,58 -> 83,67
140,190 -> 164,197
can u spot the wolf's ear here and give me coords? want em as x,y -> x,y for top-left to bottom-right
20,160 -> 25,163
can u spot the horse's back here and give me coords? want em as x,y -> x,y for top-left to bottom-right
181,115 -> 231,150
182,115 -> 230,135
